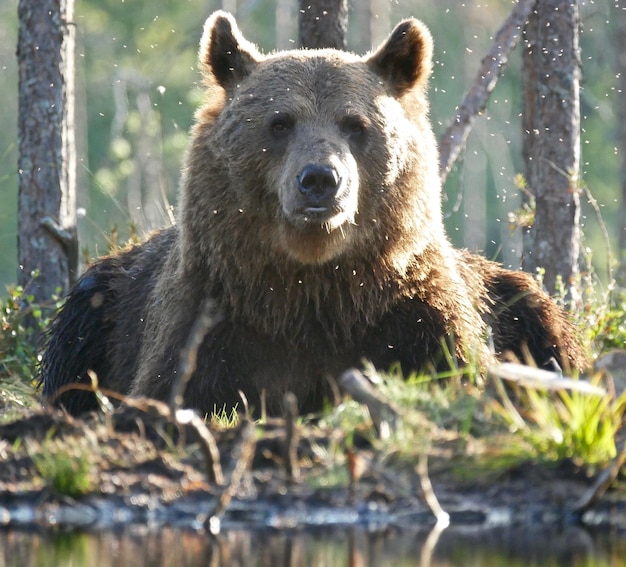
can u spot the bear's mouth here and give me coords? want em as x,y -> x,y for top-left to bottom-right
290,205 -> 354,233
278,213 -> 355,264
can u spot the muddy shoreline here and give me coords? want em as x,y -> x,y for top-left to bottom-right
1,402 -> 625,533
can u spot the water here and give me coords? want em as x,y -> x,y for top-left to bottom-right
2,525 -> 625,567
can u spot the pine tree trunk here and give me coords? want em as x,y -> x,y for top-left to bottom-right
351,0 -> 372,53
298,0 -> 348,49
614,2 -> 626,289
521,0 -> 581,301
17,0 -> 77,310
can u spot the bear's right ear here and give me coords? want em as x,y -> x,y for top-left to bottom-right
199,11 -> 262,93
366,18 -> 433,97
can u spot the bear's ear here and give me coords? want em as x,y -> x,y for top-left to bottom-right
366,18 -> 433,97
199,11 -> 262,92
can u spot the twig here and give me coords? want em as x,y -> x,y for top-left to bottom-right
438,0 -> 537,183
41,216 -> 78,282
417,453 -> 450,526
283,392 -> 300,482
169,297 -> 222,414
339,368 -> 400,440
345,446 -> 368,499
582,184 -> 614,286
40,216 -> 75,249
208,420 -> 257,534
420,520 -> 448,567
51,379 -> 226,486
174,409 -> 224,486
572,443 -> 626,513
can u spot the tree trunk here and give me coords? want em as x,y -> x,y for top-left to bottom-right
521,0 -> 581,301
351,0 -> 372,53
298,0 -> 348,50
17,0 -> 77,310
614,2 -> 626,289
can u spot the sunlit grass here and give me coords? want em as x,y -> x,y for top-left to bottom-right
495,373 -> 626,467
207,404 -> 240,429
0,284 -> 57,418
1,286 -> 44,378
29,433 -> 96,498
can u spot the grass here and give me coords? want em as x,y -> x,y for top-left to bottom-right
28,433 -> 96,498
493,372 -> 626,467
0,285 -> 53,417
1,275 -> 626,499
208,404 -> 240,429
0,283 -> 63,390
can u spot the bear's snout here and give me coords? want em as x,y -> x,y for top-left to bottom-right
296,164 -> 342,211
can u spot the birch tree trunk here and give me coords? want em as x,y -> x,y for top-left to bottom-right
521,0 -> 581,301
17,0 -> 77,312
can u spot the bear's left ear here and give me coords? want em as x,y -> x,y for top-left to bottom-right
366,18 -> 433,97
199,11 -> 262,93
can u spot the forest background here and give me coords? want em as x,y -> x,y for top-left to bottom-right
0,0 -> 620,291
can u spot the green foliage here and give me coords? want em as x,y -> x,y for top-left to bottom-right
0,284 -> 65,417
506,173 -> 535,231
208,404 -> 240,429
316,361 -> 484,471
589,306 -> 626,353
29,434 -> 96,498
381,365 -> 479,435
1,0 -> 620,290
0,285 -> 59,410
587,276 -> 626,353
490,274 -> 626,468
502,374 -> 626,467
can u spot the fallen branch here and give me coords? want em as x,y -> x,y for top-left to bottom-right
488,362 -> 606,396
339,368 -> 400,440
438,0 -> 537,183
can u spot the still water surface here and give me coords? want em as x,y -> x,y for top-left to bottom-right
2,526 -> 626,566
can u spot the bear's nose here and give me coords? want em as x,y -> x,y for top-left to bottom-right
296,164 -> 341,204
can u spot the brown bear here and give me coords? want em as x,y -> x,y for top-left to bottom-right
41,11 -> 586,417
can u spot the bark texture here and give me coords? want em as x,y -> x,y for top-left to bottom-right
614,2 -> 626,287
521,0 -> 581,300
298,0 -> 348,49
17,0 -> 77,307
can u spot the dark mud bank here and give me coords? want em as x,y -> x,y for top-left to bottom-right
1,404 -> 625,533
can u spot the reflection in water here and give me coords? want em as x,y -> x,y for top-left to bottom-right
1,525 -> 625,567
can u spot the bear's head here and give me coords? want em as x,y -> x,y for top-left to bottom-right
181,11 -> 444,271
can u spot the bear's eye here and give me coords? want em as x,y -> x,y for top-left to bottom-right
269,114 -> 294,138
340,115 -> 368,138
